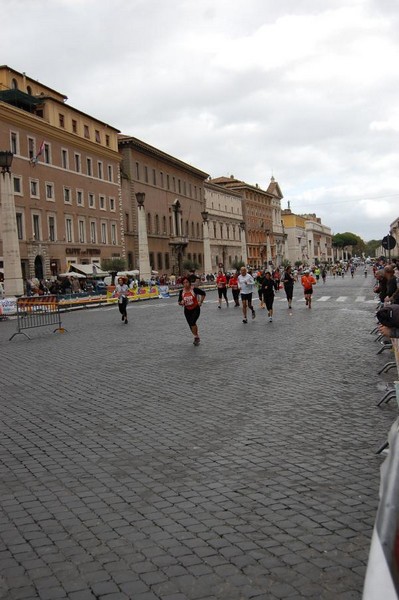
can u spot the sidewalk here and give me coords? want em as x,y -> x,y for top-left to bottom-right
0,282 -> 395,599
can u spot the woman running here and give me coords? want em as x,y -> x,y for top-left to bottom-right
178,275 -> 206,345
282,265 -> 296,310
113,276 -> 129,324
229,271 -> 240,307
260,271 -> 275,322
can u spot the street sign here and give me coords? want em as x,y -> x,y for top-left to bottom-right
381,235 -> 396,250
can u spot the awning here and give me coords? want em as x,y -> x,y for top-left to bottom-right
69,264 -> 109,277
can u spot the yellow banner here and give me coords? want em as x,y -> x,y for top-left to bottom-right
106,285 -> 159,303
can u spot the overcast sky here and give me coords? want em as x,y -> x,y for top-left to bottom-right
2,0 -> 399,241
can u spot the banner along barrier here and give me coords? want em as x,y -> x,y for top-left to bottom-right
9,295 -> 65,341
363,418 -> 399,599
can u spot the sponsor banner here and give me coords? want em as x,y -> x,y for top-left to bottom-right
0,297 -> 18,316
106,285 -> 160,303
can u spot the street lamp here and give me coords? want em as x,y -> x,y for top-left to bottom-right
0,151 -> 24,296
201,210 -> 209,222
201,210 -> 212,274
135,191 -> 151,281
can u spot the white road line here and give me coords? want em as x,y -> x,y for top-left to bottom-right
316,296 -> 330,302
336,296 -> 347,302
355,296 -> 366,302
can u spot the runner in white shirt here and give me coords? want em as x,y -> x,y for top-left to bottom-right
237,266 -> 256,324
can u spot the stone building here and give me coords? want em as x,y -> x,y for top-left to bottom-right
282,209 -> 332,265
0,65 -> 122,281
211,175 -> 285,268
203,180 -> 246,272
119,135 -> 208,275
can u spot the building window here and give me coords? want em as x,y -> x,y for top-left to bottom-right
11,78 -> 18,90
160,172 -> 164,188
107,165 -> 113,182
65,218 -> 73,243
64,187 -> 72,203
173,177 -> 176,192
101,222 -> 107,244
157,253 -> 163,270
72,119 -> 77,133
135,162 -> 140,179
78,220 -> 85,243
155,214 -> 159,234
90,221 -> 96,243
46,183 -> 54,200
59,114 -> 65,128
28,137 -> 35,160
76,190 -> 83,206
147,213 -> 151,233
84,125 -> 90,139
111,223 -> 117,245
95,130 -> 101,143
178,179 -> 181,194
165,253 -> 170,270
105,134 -> 110,147
33,215 -> 40,240
152,169 -> 156,186
125,212 -> 130,232
44,143 -> 51,164
30,179 -> 39,198
74,153 -> 81,172
183,181 -> 187,196
61,149 -> 68,169
196,223 -> 200,238
10,131 -> 19,155
144,166 -> 149,183
16,213 -> 23,240
13,176 -> 22,195
163,216 -> 167,234
109,198 -> 115,211
99,195 -> 105,210
191,222 -> 195,237
88,193 -> 95,208
48,216 -> 56,242
149,252 -> 154,268
97,161 -> 103,179
166,174 -> 170,190
87,158 -> 92,176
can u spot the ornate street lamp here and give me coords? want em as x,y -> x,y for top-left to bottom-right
136,191 -> 145,207
135,192 -> 151,281
201,210 -> 209,222
0,151 -> 24,296
0,151 -> 14,173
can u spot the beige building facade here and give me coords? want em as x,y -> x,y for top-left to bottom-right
211,175 -> 285,268
0,65 -> 122,281
119,136 -> 208,276
282,209 -> 332,265
203,181 -> 245,272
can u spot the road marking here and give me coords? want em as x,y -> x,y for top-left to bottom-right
355,296 -> 366,302
336,296 -> 347,302
317,296 -> 330,302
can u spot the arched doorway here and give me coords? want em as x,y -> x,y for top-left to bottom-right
34,255 -> 44,280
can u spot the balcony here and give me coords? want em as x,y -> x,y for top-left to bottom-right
169,235 -> 189,247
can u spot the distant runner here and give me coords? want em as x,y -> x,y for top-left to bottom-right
301,269 -> 317,309
178,275 -> 206,345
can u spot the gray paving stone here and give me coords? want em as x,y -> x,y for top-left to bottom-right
0,280 -> 393,599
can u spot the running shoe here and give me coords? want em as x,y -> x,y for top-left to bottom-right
193,337 -> 200,345
218,305 -> 221,309
252,310 -> 256,319
269,317 -> 273,322
242,318 -> 248,324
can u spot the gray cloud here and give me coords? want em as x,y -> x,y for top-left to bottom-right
2,0 -> 398,240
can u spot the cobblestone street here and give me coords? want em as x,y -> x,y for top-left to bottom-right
0,273 -> 396,600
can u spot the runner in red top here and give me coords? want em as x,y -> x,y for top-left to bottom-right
229,272 -> 240,307
301,270 -> 317,309
178,276 -> 206,345
216,270 -> 229,309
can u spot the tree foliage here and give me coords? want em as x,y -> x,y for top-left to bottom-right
101,258 -> 127,273
332,232 -> 366,254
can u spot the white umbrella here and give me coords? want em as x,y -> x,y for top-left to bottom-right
58,272 -> 86,278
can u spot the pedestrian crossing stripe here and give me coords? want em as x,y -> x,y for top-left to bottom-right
317,296 -> 330,301
336,297 -> 347,302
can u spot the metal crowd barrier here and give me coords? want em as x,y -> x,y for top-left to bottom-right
363,418 -> 399,600
9,295 -> 66,341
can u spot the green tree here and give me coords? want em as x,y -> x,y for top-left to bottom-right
231,258 -> 245,271
182,259 -> 200,273
101,258 -> 127,285
365,239 -> 381,258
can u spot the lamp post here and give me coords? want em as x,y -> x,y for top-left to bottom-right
135,192 -> 151,282
201,210 -> 212,275
0,151 -> 24,296
239,221 -> 248,266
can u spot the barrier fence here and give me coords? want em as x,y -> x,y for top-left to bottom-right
363,418 -> 399,599
9,295 -> 65,341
